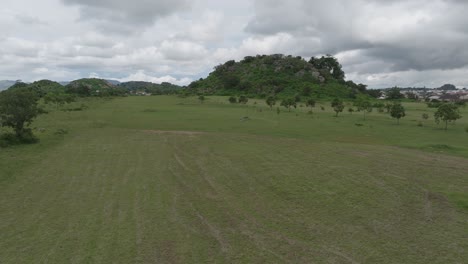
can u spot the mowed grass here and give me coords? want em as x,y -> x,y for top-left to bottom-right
1,96 -> 468,263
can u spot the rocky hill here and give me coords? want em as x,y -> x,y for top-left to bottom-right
188,54 -> 366,98
65,78 -> 126,96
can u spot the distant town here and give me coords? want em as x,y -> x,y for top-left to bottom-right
378,84 -> 468,101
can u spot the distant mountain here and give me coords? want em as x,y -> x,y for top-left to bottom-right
188,54 -> 366,98
105,79 -> 121,85
66,78 -> 126,96
0,80 -> 18,91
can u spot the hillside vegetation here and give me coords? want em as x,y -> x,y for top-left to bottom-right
118,81 -> 182,95
189,54 -> 367,99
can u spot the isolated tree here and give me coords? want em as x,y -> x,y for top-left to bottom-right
331,98 -> 345,117
348,107 -> 354,114
266,96 -> 276,110
228,96 -> 237,104
354,96 -> 373,120
198,95 -> 205,104
305,98 -> 316,110
434,103 -> 462,130
0,87 -> 42,138
389,102 -> 406,124
238,95 -> 249,104
280,98 -> 296,112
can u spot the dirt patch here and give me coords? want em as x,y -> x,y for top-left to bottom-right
142,130 -> 206,136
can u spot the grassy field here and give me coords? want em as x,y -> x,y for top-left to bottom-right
1,96 -> 467,263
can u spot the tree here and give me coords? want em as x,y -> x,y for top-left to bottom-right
331,98 -> 344,117
228,96 -> 237,104
434,103 -> 462,130
348,107 -> 354,114
386,87 -> 404,100
266,96 -> 276,110
309,55 -> 345,80
354,95 -> 373,120
305,98 -> 316,110
238,95 -> 249,104
198,95 -> 205,104
0,87 -> 43,138
280,98 -> 296,112
389,102 -> 406,124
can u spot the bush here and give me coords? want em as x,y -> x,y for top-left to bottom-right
228,96 -> 237,103
0,129 -> 38,147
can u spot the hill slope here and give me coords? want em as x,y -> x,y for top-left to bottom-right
188,54 -> 364,98
0,80 -> 18,91
65,78 -> 126,96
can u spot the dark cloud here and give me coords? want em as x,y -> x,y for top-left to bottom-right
246,0 -> 468,75
62,0 -> 190,33
2,0 -> 468,87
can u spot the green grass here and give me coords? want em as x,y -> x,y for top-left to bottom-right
1,96 -> 467,263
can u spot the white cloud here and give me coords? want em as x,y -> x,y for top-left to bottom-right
160,40 -> 208,61
1,0 -> 468,88
117,70 -> 192,85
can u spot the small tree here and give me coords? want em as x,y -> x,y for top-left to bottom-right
305,98 -> 316,110
354,96 -> 373,120
280,98 -> 296,112
348,107 -> 354,115
389,102 -> 406,124
434,103 -> 462,130
331,98 -> 344,117
0,87 -> 42,138
266,96 -> 276,110
228,96 -> 237,104
198,95 -> 205,104
238,95 -> 249,104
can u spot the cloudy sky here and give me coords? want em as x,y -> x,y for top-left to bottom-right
1,0 -> 467,88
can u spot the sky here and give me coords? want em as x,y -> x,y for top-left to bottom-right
1,0 -> 468,88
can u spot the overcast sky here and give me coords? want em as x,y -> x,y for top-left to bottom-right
1,0 -> 468,88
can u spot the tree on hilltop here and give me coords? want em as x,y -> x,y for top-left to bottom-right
309,55 -> 345,80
